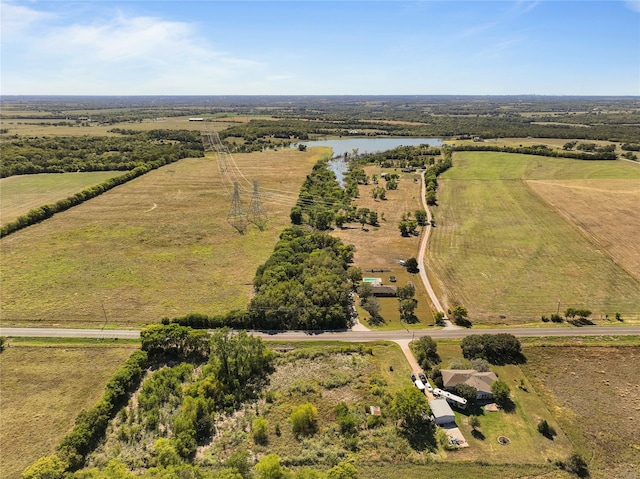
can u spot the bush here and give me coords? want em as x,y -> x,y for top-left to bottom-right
252,417 -> 269,445
290,403 -> 318,437
537,419 -> 556,439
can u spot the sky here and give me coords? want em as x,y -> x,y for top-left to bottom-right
1,0 -> 639,96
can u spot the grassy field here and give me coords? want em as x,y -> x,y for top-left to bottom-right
434,343 -> 572,464
0,116 -> 250,137
428,152 -> 640,325
333,167 -> 436,330
521,344 -> 640,479
0,147 -> 320,327
527,179 -> 640,283
0,340 -> 138,479
0,172 -> 123,226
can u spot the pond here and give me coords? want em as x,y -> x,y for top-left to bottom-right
297,137 -> 444,186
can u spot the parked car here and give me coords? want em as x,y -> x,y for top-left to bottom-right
426,381 -> 433,392
418,372 -> 427,383
410,372 -> 416,382
389,276 -> 397,282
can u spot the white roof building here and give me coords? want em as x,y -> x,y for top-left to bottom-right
429,398 -> 455,425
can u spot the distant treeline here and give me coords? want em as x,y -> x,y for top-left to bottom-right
1,129 -> 203,177
450,143 -> 617,160
217,116 -> 640,151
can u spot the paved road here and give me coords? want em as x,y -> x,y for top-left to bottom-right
2,325 -> 640,341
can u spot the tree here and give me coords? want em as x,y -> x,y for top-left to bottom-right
411,336 -> 439,371
21,455 -> 66,479
368,211 -> 378,226
396,282 -> 416,300
399,298 -> 418,322
290,402 -> 318,437
392,387 -> 433,435
405,257 -> 419,273
454,383 -> 478,407
451,306 -> 469,326
357,282 -> 374,302
398,220 -> 417,236
491,380 -> 511,407
290,206 -> 303,225
414,209 -> 428,226
361,296 -> 381,321
255,454 -> 286,479
470,358 -> 491,372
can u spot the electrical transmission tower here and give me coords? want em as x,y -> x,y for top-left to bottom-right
227,182 -> 248,234
248,180 -> 267,230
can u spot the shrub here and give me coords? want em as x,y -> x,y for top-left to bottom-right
252,417 -> 269,445
290,403 -> 318,437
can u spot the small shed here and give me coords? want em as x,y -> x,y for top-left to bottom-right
429,398 -> 455,425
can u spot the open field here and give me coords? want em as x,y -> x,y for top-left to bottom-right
0,147 -> 320,327
521,345 -> 640,479
428,152 -> 640,325
0,340 -> 138,479
332,167 -> 436,329
527,179 -> 640,282
0,172 -> 123,225
0,116 -> 243,137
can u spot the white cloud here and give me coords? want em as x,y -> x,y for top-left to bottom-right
0,1 -> 54,37
2,6 -> 266,94
625,0 -> 640,13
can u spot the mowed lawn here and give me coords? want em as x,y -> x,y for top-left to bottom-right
428,152 -> 640,325
0,172 -> 123,226
0,148 -> 320,327
0,341 -> 138,479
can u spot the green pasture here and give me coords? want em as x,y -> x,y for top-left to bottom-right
0,172 -> 122,226
428,152 -> 640,325
0,148 -> 319,327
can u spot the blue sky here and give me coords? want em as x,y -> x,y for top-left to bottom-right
1,1 -> 639,95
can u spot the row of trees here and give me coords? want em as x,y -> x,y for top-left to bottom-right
451,143 -> 617,160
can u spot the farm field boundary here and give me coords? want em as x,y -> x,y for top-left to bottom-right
0,172 -> 123,225
428,152 -> 640,325
0,148 -> 320,327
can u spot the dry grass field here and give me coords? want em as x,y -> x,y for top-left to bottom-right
332,167 -> 436,329
0,340 -> 138,479
428,152 -> 640,325
0,147 -> 320,327
521,345 -> 640,479
526,179 -> 640,282
0,116 -> 242,137
0,172 -> 123,226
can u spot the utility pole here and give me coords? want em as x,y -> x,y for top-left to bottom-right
227,182 -> 247,234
